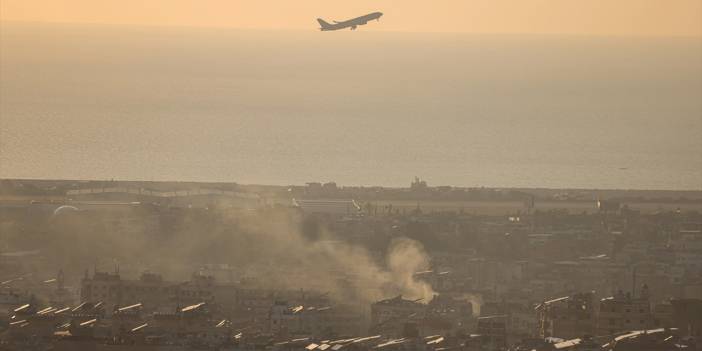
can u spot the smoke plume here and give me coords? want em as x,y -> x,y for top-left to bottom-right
25,206 -> 435,306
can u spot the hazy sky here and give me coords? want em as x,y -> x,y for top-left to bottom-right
1,0 -> 700,36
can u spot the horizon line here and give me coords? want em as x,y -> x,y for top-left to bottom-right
3,177 -> 701,193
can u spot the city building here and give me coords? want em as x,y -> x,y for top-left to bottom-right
476,315 -> 507,349
370,295 -> 426,337
536,292 -> 597,339
597,287 -> 654,336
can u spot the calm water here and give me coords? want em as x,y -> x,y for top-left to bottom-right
1,23 -> 700,189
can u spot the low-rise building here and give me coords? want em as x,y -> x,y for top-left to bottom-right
536,292 -> 597,339
80,270 -> 227,314
597,287 -> 655,336
370,295 -> 426,337
476,314 -> 507,349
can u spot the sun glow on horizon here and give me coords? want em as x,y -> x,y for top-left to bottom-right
1,0 -> 700,36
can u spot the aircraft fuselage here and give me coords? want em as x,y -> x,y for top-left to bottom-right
318,12 -> 383,31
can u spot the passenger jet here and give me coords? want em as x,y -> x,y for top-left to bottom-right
317,12 -> 383,31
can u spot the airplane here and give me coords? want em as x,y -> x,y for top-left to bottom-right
317,12 -> 383,31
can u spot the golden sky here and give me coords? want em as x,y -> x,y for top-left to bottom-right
1,0 -> 701,36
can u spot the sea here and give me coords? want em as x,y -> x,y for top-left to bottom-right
1,22 -> 700,190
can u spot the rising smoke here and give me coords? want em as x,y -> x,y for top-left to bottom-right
227,209 -> 436,305
29,206 -> 434,305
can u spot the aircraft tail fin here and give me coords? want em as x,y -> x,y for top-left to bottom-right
317,18 -> 333,30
